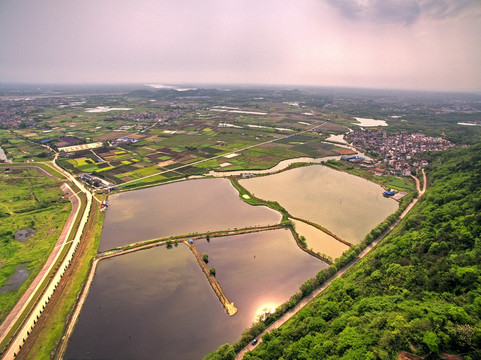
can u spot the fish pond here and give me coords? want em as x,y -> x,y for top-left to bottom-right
99,178 -> 281,251
353,117 -> 388,127
291,219 -> 349,260
65,229 -> 325,359
239,165 -> 398,244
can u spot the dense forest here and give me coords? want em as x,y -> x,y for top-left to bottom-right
209,143 -> 481,359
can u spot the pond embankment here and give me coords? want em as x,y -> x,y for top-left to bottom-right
187,241 -> 237,316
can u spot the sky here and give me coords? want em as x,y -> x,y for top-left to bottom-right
0,0 -> 480,91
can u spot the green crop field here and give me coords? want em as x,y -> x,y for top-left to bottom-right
0,167 -> 71,323
385,176 -> 415,191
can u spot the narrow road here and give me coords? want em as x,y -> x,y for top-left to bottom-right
0,165 -> 56,179
1,159 -> 92,360
236,169 -> 427,359
115,122 -> 325,188
17,202 -> 100,360
0,183 -> 79,344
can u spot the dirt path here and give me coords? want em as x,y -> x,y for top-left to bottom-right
0,183 -> 79,346
98,223 -> 284,256
236,171 -> 427,359
188,242 -> 237,316
0,164 -> 56,179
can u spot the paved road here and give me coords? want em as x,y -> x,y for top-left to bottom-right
0,183 -> 79,344
236,169 -> 427,359
1,159 -> 92,360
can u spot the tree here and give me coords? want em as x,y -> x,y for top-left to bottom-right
203,253 -> 209,263
210,268 -> 216,276
204,344 -> 236,360
422,331 -> 440,353
299,235 -> 307,248
300,279 -> 315,297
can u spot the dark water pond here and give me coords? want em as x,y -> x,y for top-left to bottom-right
99,178 -> 281,252
0,264 -> 30,294
66,229 -> 325,359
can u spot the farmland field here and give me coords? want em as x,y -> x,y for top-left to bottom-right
0,166 -> 71,324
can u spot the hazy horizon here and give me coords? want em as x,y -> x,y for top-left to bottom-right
1,0 -> 480,92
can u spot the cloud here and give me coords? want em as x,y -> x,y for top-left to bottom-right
420,0 -> 478,20
324,0 -> 480,25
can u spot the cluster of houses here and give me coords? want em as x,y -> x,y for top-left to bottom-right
112,137 -> 139,145
345,130 -> 453,176
107,110 -> 183,123
0,96 -> 83,129
78,173 -> 111,190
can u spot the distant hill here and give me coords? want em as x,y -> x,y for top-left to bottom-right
211,143 -> 481,359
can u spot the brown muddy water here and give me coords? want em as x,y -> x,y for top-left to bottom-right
99,178 -> 281,252
65,230 -> 325,359
291,219 -> 349,260
239,165 -> 398,244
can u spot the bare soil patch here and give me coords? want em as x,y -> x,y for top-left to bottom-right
157,159 -> 175,167
334,147 -> 356,155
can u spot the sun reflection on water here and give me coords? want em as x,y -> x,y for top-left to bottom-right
254,302 -> 279,322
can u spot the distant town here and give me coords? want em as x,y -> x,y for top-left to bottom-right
345,129 -> 454,176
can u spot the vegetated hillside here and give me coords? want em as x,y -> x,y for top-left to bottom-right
243,144 -> 481,360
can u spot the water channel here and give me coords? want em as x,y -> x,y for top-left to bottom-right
207,155 -> 343,177
65,230 -> 325,359
99,178 -> 281,251
239,165 -> 398,244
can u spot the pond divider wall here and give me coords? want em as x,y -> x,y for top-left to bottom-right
186,241 -> 238,316
289,216 -> 353,248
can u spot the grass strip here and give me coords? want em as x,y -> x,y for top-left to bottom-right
0,187 -> 85,355
28,206 -> 103,359
229,178 -> 290,222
